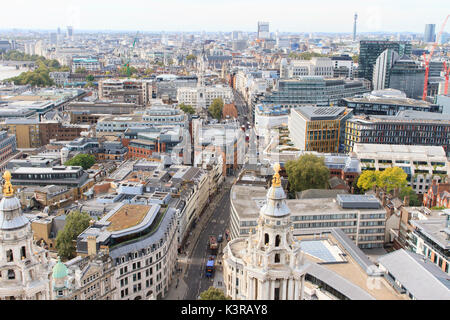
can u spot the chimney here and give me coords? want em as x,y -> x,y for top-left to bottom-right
87,235 -> 97,256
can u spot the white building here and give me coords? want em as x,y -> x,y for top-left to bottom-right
353,143 -> 449,194
176,86 -> 233,111
223,164 -> 309,300
0,171 -> 52,300
280,58 -> 334,79
254,104 -> 290,137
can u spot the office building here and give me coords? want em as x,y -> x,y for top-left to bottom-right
99,79 -> 150,107
52,253 -> 116,300
280,58 -> 334,79
424,24 -> 436,43
409,214 -> 449,275
229,176 -> 387,248
331,55 -> 354,78
340,89 -> 441,116
71,57 -> 101,73
345,111 -> 450,155
372,49 -> 399,91
261,77 -> 370,107
76,201 -> 178,300
377,249 -> 450,299
257,21 -> 270,40
358,41 -> 412,84
353,13 -> 358,41
289,106 -> 351,153
353,143 -> 449,194
389,56 -> 425,99
176,85 -> 233,111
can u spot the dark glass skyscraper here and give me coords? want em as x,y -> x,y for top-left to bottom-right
358,40 -> 412,85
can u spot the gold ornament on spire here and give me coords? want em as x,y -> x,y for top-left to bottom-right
272,163 -> 281,187
3,170 -> 14,197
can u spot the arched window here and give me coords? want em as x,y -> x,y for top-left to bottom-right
275,235 -> 281,247
6,249 -> 13,262
274,254 -> 280,263
7,270 -> 15,280
264,233 -> 269,245
21,246 -> 26,259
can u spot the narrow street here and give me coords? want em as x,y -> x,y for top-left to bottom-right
183,186 -> 232,299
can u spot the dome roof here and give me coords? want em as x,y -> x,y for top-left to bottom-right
52,258 -> 68,279
0,170 -> 29,230
260,163 -> 290,217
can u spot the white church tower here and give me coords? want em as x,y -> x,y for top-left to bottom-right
0,171 -> 52,300
223,163 -> 309,300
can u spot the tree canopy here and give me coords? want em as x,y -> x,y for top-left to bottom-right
179,103 -> 196,115
199,287 -> 231,300
186,54 -> 197,61
55,211 -> 92,260
208,98 -> 224,121
285,154 -> 330,194
65,154 -> 96,170
357,170 -> 380,192
5,53 -> 69,87
288,51 -> 328,60
399,186 -> 421,206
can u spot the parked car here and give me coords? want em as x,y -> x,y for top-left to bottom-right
217,234 -> 223,243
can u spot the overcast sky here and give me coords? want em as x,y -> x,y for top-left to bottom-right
1,0 -> 447,33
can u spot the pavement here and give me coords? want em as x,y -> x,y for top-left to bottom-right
162,176 -> 235,300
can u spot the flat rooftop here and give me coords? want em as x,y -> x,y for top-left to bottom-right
231,184 -> 384,219
106,204 -> 151,232
293,106 -> 346,120
353,143 -> 447,159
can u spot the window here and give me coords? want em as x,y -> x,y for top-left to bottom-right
6,249 -> 13,262
275,254 -> 280,263
275,235 -> 281,247
7,269 -> 15,280
264,233 -> 269,245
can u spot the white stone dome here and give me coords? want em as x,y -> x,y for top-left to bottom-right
260,185 -> 290,217
0,196 -> 29,230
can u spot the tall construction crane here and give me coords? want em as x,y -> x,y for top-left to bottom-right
422,15 -> 449,100
443,61 -> 450,95
122,31 -> 139,77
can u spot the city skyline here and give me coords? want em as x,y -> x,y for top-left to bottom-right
0,0 -> 447,33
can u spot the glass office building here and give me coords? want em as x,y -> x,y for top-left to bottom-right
358,41 -> 412,84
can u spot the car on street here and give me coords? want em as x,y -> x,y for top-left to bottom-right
217,234 -> 223,243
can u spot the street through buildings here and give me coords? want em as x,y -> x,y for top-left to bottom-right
183,184 -> 232,300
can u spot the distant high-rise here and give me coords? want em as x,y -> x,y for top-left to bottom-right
257,21 -> 270,40
372,49 -> 399,90
67,26 -> 73,38
358,40 -> 412,84
353,13 -> 358,41
424,24 -> 436,43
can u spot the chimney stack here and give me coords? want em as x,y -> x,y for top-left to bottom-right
87,235 -> 97,256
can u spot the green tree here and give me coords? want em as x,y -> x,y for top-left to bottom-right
65,154 -> 96,170
399,186 -> 421,206
186,54 -> 197,61
199,287 -> 231,300
285,154 -> 330,193
378,167 -> 407,192
357,170 -> 381,192
86,74 -> 95,82
208,98 -> 224,121
75,67 -> 87,73
179,103 -> 195,115
55,211 -> 92,260
352,55 -> 359,63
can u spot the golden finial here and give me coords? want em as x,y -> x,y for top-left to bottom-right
3,170 -> 14,197
272,163 -> 281,187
